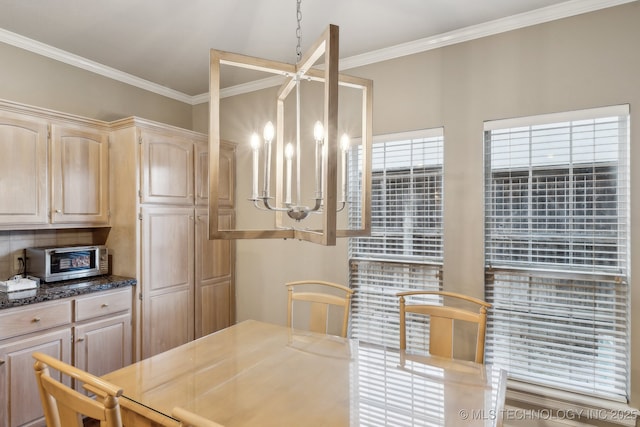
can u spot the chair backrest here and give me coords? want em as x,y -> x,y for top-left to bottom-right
286,280 -> 355,338
32,351 -> 123,427
396,291 -> 492,363
172,407 -> 225,427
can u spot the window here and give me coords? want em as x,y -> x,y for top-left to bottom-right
484,105 -> 630,402
349,129 -> 444,349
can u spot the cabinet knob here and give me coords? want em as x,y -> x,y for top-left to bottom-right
101,303 -> 109,308
32,317 -> 41,323
77,337 -> 85,342
0,359 -> 5,365
55,209 -> 62,213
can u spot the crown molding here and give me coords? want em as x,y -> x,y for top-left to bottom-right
0,27 -> 193,104
205,0 -> 637,104
339,0 -> 637,71
0,0 -> 635,106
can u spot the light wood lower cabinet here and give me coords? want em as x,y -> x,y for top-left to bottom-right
195,209 -> 235,338
73,287 -> 133,384
140,206 -> 235,356
0,287 -> 133,427
0,328 -> 71,427
141,206 -> 195,358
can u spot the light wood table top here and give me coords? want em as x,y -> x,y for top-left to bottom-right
103,320 -> 506,427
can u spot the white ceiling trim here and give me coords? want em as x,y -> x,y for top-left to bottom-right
0,0 -> 634,106
0,27 -> 194,104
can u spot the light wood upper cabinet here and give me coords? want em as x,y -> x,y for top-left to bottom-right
0,112 -> 49,226
0,102 -> 111,229
195,142 -> 209,206
51,125 -> 109,225
196,141 -> 235,208
50,123 -> 110,225
140,128 -> 194,205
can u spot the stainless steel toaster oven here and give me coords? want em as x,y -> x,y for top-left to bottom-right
26,245 -> 109,282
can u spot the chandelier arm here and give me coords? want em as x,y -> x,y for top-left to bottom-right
308,198 -> 322,213
250,199 -> 271,211
262,197 -> 291,212
310,200 -> 346,215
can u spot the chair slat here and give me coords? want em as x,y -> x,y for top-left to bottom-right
286,280 -> 354,338
397,291 -> 491,363
33,352 -> 124,427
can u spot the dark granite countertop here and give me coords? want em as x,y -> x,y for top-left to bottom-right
0,275 -> 136,309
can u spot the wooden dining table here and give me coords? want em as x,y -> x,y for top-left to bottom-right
103,320 -> 507,427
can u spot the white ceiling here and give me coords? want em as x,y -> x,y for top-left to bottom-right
0,0 -> 633,102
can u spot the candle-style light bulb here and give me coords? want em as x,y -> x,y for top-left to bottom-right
263,121 -> 275,142
251,132 -> 260,150
285,143 -> 294,205
340,133 -> 350,152
313,121 -> 324,142
285,143 -> 294,160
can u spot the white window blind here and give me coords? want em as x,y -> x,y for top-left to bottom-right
484,105 -> 630,402
349,129 -> 444,349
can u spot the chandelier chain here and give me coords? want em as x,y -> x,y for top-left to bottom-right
296,0 -> 302,61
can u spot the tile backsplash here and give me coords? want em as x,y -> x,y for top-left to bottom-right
0,229 -> 98,280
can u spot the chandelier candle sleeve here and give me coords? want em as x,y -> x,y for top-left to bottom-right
262,121 -> 275,198
285,143 -> 294,205
251,133 -> 260,200
341,134 -> 349,203
314,121 -> 324,200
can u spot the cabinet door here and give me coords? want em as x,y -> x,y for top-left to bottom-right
141,206 -> 194,358
195,209 -> 235,338
0,112 -> 49,226
0,328 -> 72,427
196,140 -> 235,208
194,140 -> 209,206
50,124 -> 109,225
140,128 -> 194,205
74,312 -> 132,391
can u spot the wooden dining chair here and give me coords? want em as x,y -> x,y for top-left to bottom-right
172,407 -> 225,427
32,351 -> 123,427
286,280 -> 355,338
397,290 -> 492,363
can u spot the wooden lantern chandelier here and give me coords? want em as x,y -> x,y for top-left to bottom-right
208,23 -> 372,246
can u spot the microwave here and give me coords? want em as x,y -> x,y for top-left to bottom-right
26,245 -> 109,283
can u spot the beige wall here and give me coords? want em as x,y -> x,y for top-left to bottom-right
0,0 -> 638,409
217,2 -> 640,408
0,42 -> 193,128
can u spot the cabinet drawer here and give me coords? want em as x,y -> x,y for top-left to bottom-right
0,300 -> 72,340
75,288 -> 131,321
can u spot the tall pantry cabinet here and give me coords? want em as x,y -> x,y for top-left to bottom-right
107,118 -> 235,360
